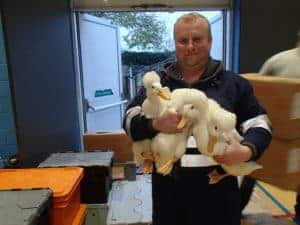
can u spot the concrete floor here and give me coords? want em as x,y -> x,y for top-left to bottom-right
111,168 -> 298,225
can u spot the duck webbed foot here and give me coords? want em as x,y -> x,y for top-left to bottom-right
157,157 -> 178,176
208,169 -> 230,184
140,152 -> 154,174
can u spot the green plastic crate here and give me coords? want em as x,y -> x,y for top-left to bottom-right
85,204 -> 108,225
0,189 -> 52,225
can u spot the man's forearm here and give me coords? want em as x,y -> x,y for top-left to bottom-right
242,127 -> 272,161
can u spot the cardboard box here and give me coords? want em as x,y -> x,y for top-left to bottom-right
242,73 -> 300,140
251,137 -> 300,191
83,130 -> 133,163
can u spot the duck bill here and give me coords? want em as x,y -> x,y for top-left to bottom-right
207,135 -> 217,154
157,89 -> 171,100
177,116 -> 189,129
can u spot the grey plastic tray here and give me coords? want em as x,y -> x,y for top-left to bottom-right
38,151 -> 114,204
38,152 -> 114,168
0,189 -> 52,225
106,175 -> 152,225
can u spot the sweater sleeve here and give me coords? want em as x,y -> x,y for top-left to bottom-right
122,87 -> 158,141
235,77 -> 272,160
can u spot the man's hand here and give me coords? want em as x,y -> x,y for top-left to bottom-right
152,109 -> 183,133
213,138 -> 252,166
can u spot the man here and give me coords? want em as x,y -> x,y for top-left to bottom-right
259,30 -> 300,224
123,13 -> 272,225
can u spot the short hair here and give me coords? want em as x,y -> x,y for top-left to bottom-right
173,13 -> 212,41
298,29 -> 300,42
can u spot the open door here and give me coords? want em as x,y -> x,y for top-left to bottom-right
78,13 -> 126,132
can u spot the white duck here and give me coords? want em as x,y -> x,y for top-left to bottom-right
141,71 -> 171,118
132,71 -> 171,174
203,99 -> 262,184
152,88 -> 208,175
202,99 -> 241,156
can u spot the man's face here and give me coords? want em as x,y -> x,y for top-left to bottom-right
174,19 -> 212,68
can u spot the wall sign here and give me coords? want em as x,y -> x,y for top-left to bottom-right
95,89 -> 113,97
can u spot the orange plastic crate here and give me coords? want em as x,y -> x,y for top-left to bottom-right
72,204 -> 87,225
0,167 -> 83,225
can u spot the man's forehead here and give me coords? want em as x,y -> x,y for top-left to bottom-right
176,18 -> 208,27
175,20 -> 208,33
175,22 -> 208,35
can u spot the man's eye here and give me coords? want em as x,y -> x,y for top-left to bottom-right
214,126 -> 218,130
193,37 -> 203,43
193,38 -> 200,43
190,105 -> 194,110
178,39 -> 188,44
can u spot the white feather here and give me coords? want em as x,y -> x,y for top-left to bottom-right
142,71 -> 170,118
205,99 -> 262,176
152,88 -> 209,175
132,71 -> 169,167
222,162 -> 262,176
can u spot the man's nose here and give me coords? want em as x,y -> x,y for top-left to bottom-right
187,40 -> 195,50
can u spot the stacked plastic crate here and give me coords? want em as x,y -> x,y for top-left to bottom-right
38,151 -> 114,225
0,167 -> 86,225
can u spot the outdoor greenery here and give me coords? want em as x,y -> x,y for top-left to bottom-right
90,12 -> 168,51
122,51 -> 174,65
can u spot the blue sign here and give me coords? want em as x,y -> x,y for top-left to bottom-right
95,89 -> 113,97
